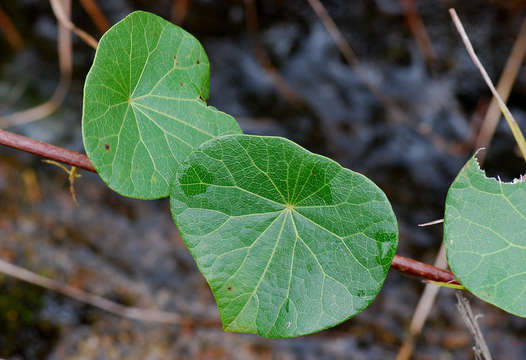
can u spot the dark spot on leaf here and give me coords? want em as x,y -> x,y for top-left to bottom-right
311,173 -> 315,176
180,83 -> 184,87
105,144 -> 110,151
227,286 -> 232,291
196,59 -> 200,64
199,95 -> 205,101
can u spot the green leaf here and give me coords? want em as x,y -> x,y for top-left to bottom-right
170,134 -> 398,338
82,11 -> 241,199
445,156 -> 526,317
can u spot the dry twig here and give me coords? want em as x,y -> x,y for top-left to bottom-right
171,0 -> 192,26
475,18 -> 526,163
50,0 -> 98,49
0,0 -> 73,128
307,0 -> 463,156
306,0 -> 389,104
0,258 -> 222,327
0,258 -> 183,324
399,0 -> 435,65
78,0 -> 110,34
417,218 -> 443,227
450,8 -> 526,162
243,0 -> 347,157
243,0 -> 304,106
0,5 -> 24,50
455,292 -> 493,360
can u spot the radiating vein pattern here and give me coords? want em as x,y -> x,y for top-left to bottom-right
445,157 -> 526,317
82,11 -> 241,199
170,135 -> 399,337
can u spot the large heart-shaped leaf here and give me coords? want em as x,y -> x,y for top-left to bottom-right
445,156 -> 526,317
170,134 -> 398,338
82,11 -> 241,199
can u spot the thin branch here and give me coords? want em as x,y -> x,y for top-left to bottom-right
49,0 -> 98,49
0,258 -> 179,323
306,0 -> 387,103
0,5 -> 25,50
241,0 -> 343,159
455,292 -> 493,360
475,17 -> 526,163
418,218 -> 443,227
399,0 -> 435,65
0,0 -> 72,128
0,258 -> 220,326
243,0 -> 304,106
450,8 -> 526,162
171,0 -> 192,26
78,0 -> 110,35
307,0 -> 464,157
0,128 -> 460,284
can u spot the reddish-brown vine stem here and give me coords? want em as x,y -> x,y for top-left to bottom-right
0,128 -> 95,172
391,254 -> 459,284
0,128 -> 460,285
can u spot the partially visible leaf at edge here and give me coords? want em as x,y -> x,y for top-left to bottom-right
445,156 -> 526,317
82,11 -> 241,199
170,134 -> 399,338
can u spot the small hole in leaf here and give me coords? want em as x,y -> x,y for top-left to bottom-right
105,144 -> 110,151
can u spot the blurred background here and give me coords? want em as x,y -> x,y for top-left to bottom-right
1,0 -> 526,358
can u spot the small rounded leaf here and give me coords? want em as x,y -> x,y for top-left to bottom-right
170,135 -> 398,338
82,11 -> 241,199
445,156 -> 526,317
